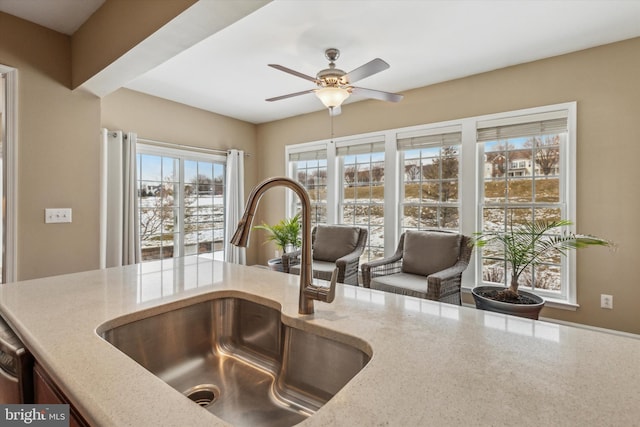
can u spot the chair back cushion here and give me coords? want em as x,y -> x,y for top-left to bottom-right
402,230 -> 461,276
313,225 -> 360,262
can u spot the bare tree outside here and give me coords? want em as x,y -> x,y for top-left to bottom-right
405,163 -> 421,181
192,174 -> 213,194
139,191 -> 173,241
139,180 -> 176,257
401,145 -> 461,232
527,135 -> 560,176
343,166 -> 356,186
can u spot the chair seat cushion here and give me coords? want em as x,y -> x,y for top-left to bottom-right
312,225 -> 360,262
402,230 -> 461,276
370,273 -> 430,299
289,260 -> 337,282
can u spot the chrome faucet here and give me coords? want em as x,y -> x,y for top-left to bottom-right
230,177 -> 337,315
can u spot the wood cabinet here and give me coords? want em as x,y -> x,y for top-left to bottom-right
33,363 -> 90,427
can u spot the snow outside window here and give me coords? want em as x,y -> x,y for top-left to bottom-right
337,137 -> 386,262
136,144 -> 226,261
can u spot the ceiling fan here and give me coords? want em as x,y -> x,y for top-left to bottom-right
266,48 -> 403,115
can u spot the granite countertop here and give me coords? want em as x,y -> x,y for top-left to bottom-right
0,256 -> 639,426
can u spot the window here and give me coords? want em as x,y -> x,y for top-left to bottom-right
337,137 -> 385,262
477,110 -> 569,299
397,127 -> 461,233
137,145 -> 226,261
284,103 -> 576,305
288,148 -> 327,226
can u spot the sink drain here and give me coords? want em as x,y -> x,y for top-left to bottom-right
183,384 -> 220,407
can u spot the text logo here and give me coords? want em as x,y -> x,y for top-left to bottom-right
0,405 -> 69,426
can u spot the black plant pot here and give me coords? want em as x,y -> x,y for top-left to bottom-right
267,257 -> 284,272
471,285 -> 545,320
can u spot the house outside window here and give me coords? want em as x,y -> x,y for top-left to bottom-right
137,144 -> 226,261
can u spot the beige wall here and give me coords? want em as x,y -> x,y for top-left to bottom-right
101,88 -> 259,263
0,11 -> 261,279
255,37 -> 640,334
0,12 -> 102,280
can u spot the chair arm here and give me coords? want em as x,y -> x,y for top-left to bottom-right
335,251 -> 364,286
425,259 -> 470,304
360,253 -> 403,288
335,251 -> 362,267
428,260 -> 469,282
281,249 -> 302,273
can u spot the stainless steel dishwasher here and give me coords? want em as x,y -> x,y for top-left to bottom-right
0,315 -> 33,403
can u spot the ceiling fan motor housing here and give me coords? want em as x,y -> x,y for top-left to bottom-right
317,48 -> 347,87
316,68 -> 347,87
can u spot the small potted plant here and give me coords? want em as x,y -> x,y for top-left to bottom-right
253,213 -> 302,271
472,219 -> 612,319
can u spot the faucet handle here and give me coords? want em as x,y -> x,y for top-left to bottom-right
303,267 -> 338,304
325,267 -> 338,303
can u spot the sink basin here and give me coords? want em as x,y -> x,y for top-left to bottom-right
99,295 -> 371,427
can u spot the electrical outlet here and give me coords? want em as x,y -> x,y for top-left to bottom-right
600,294 -> 613,309
45,208 -> 72,224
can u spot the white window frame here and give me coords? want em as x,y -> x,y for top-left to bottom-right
0,65 -> 17,283
284,101 -> 577,309
285,142 -> 331,224
136,143 -> 226,260
336,135 -> 387,262
396,124 -> 463,234
473,103 -> 577,308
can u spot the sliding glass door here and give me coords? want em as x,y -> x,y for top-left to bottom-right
136,145 -> 226,261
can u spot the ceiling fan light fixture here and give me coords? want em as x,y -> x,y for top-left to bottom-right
315,87 -> 350,108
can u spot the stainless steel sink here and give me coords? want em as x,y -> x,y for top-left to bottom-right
99,296 -> 371,427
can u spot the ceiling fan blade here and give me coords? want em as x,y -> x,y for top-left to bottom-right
351,86 -> 404,103
266,89 -> 315,102
268,64 -> 318,83
329,106 -> 342,116
345,58 -> 389,83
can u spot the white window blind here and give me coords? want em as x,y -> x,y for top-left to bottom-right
336,136 -> 385,156
288,149 -> 327,161
397,128 -> 462,150
477,111 -> 568,142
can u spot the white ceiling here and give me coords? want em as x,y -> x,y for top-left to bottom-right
2,0 -> 640,124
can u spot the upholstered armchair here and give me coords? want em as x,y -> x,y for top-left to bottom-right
361,230 -> 472,305
282,225 -> 368,286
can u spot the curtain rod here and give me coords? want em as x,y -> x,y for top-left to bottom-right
135,136 -> 251,157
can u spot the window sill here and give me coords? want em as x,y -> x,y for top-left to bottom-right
462,286 -> 579,311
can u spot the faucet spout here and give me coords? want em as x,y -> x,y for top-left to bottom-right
231,177 -> 336,315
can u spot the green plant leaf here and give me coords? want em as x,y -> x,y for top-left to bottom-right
253,213 -> 301,253
472,218 -> 612,293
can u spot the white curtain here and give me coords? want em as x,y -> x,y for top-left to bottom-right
224,149 -> 246,264
100,129 -> 140,268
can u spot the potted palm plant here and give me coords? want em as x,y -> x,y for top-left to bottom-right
253,213 -> 302,272
472,219 -> 612,319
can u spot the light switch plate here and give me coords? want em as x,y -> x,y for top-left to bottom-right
45,208 -> 72,224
